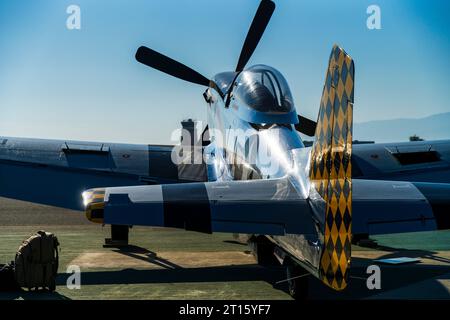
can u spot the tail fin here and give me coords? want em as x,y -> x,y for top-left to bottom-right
309,45 -> 354,290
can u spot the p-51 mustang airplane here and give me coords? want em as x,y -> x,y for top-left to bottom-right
1,0 -> 449,298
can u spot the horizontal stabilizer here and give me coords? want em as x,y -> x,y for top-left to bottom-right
83,178 -> 316,236
352,179 -> 450,235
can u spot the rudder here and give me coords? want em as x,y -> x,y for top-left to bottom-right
309,45 -> 354,290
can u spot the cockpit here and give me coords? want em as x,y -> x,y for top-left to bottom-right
233,65 -> 295,114
212,65 -> 299,125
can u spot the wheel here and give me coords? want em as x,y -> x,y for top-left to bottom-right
286,264 -> 309,300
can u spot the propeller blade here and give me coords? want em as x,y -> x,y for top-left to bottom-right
135,46 -> 210,86
295,115 -> 317,137
235,0 -> 276,72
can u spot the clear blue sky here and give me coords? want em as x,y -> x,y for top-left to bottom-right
0,0 -> 449,144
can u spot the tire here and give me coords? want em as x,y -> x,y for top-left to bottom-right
286,264 -> 309,300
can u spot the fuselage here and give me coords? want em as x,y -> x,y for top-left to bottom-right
204,65 -> 305,184
201,64 -> 450,273
203,65 -> 320,272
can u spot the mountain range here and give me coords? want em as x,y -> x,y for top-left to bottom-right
353,112 -> 450,143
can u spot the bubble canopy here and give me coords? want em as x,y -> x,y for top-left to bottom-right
229,65 -> 299,125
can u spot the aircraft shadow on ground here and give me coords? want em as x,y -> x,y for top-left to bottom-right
308,258 -> 450,299
0,290 -> 71,300
51,244 -> 289,295
368,242 -> 450,264
39,242 -> 443,300
310,243 -> 450,299
112,246 -> 182,269
71,244 -> 448,300
55,264 -> 288,288
2,244 -> 448,300
222,240 -> 248,246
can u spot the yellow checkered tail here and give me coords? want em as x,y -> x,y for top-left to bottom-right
309,45 -> 354,290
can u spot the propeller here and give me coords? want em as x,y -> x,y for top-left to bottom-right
235,0 -> 276,72
135,0 -> 275,85
295,115 -> 317,137
135,1 -> 317,136
135,46 -> 210,86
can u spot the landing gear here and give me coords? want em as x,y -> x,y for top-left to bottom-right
286,263 -> 309,300
48,278 -> 56,292
103,225 -> 130,248
249,236 -> 278,266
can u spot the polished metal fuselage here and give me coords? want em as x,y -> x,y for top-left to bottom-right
204,73 -> 322,273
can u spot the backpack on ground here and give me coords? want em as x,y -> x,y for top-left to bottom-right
0,262 -> 20,291
15,230 -> 60,291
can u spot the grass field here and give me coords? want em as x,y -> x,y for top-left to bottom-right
0,197 -> 449,300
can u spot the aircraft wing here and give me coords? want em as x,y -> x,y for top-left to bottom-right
0,136 -> 188,210
351,139 -> 450,183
